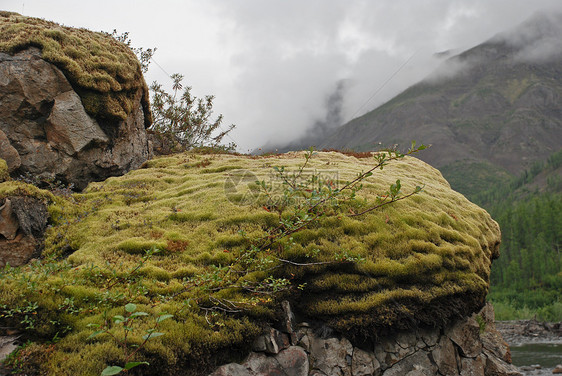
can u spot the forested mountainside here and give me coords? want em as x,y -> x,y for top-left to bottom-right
473,150 -> 562,320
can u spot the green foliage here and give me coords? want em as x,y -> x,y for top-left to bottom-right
440,161 -> 513,199
473,149 -> 562,321
491,300 -> 562,322
474,314 -> 487,333
87,302 -> 172,375
149,74 -> 236,153
0,12 -> 151,124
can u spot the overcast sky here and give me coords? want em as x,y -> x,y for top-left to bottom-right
3,0 -> 562,151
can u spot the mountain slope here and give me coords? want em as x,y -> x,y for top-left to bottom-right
320,12 -> 562,193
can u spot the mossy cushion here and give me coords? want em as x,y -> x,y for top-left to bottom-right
0,11 -> 151,125
0,151 -> 500,375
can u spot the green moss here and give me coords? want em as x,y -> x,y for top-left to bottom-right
0,12 -> 151,125
0,151 -> 501,374
0,180 -> 55,202
116,239 -> 167,254
0,158 -> 9,182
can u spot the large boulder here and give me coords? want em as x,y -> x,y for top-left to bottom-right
0,151 -> 503,374
0,12 -> 152,190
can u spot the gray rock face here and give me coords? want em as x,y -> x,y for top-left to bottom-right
447,317 -> 483,358
0,336 -> 19,365
209,363 -> 252,376
253,327 -> 290,355
243,352 -> 285,376
431,336 -> 459,375
207,302 -> 522,376
0,48 -> 151,190
461,356 -> 486,376
275,346 -> 309,376
0,199 -> 18,240
374,334 -> 416,370
381,351 -> 437,376
309,336 -> 353,376
351,348 -> 381,376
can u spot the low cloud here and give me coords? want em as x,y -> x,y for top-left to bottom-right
499,12 -> 562,63
211,1 -> 562,151
6,0 -> 561,151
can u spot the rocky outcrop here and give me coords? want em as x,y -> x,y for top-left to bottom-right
0,196 -> 48,267
0,152 -> 507,374
0,48 -> 151,190
211,302 -> 522,376
496,320 -> 562,345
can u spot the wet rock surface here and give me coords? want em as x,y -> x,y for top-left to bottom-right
0,336 -> 18,376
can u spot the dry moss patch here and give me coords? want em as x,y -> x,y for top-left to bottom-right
0,151 -> 500,375
0,11 -> 151,125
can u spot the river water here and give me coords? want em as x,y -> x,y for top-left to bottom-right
509,342 -> 561,375
510,342 -> 561,367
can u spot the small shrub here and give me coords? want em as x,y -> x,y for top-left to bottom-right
149,74 -> 236,154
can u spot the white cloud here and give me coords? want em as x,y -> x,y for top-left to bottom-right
2,0 -> 561,151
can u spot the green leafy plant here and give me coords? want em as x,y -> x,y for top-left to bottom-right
474,314 -> 487,333
0,300 -> 39,329
109,30 -> 155,74
87,303 -> 173,375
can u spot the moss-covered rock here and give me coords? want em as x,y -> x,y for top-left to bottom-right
0,11 -> 151,125
0,151 -> 501,375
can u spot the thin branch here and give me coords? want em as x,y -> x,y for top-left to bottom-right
348,189 -> 421,217
274,257 -> 335,266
